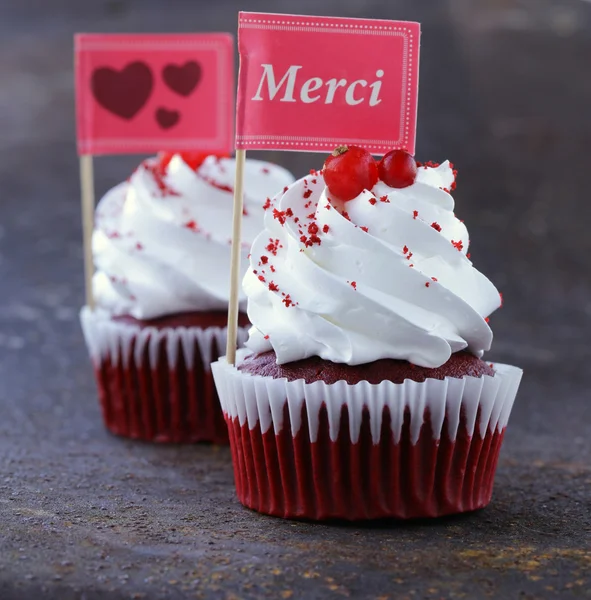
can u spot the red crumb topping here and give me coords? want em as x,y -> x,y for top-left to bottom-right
303,189 -> 313,199
421,161 -> 440,169
403,245 -> 409,254
325,203 -> 331,210
369,197 -> 377,205
467,253 -> 471,259
380,195 -> 390,203
266,238 -> 281,256
451,239 -> 464,251
283,186 -> 289,193
406,252 -> 413,260
425,282 -> 430,287
350,281 -> 357,290
268,282 -> 279,292
360,226 -> 369,232
258,275 -> 266,283
323,224 -> 330,233
260,255 -> 269,264
432,277 -> 438,282
282,295 -> 294,307
184,220 -> 200,232
272,207 -> 294,225
264,334 -> 270,340
198,174 -> 233,194
270,265 -> 276,272
413,210 -> 419,219
485,317 -> 490,323
431,222 -> 442,232
263,198 -> 272,210
342,211 -> 351,221
145,162 -> 181,197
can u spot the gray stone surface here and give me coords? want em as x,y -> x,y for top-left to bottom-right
1,0 -> 590,598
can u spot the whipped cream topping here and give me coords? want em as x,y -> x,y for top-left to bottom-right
244,161 -> 502,368
93,154 -> 294,319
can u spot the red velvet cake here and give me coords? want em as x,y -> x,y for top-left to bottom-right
81,152 -> 294,443
212,149 -> 523,519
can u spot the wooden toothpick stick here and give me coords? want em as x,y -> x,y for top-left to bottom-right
225,149 -> 246,365
79,154 -> 95,309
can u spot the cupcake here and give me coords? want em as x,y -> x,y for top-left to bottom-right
212,147 -> 522,519
81,152 -> 294,443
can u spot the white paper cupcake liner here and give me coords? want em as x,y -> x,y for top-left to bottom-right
212,349 -> 523,444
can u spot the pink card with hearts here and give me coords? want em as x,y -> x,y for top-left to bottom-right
75,33 -> 234,155
236,13 -> 420,155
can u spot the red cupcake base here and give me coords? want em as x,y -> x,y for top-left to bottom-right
95,347 -> 228,444
226,403 -> 505,520
81,308 -> 249,444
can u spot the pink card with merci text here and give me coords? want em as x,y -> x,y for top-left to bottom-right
75,33 -> 234,156
236,13 -> 420,155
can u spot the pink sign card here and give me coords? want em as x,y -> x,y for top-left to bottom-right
236,13 -> 420,155
75,33 -> 234,155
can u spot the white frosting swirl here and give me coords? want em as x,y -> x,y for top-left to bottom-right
244,161 -> 502,368
93,154 -> 294,319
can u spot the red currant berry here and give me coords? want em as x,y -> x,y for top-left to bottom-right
323,145 -> 378,202
378,149 -> 417,188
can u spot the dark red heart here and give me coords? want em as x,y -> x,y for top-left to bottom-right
162,61 -> 202,97
155,107 -> 180,129
91,61 -> 153,120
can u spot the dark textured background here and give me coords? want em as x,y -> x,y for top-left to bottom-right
1,0 -> 590,598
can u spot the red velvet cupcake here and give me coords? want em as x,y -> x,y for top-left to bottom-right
213,149 -> 522,518
81,152 -> 294,443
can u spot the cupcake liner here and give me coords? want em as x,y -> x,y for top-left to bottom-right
81,307 -> 248,444
212,349 -> 522,520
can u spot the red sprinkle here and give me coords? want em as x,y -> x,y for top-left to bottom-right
403,245 -> 409,254
485,317 -> 490,323
303,189 -> 313,199
431,222 -> 442,232
322,224 -> 330,233
260,255 -> 269,264
369,197 -> 377,205
184,220 -> 200,232
264,335 -> 270,340
270,265 -> 276,272
268,282 -> 279,292
258,275 -> 266,283
350,281 -> 357,290
266,238 -> 281,256
380,195 -> 391,203
425,282 -> 430,287
451,239 -> 464,251
282,295 -> 294,307
413,210 -> 419,219
360,226 -> 369,233
431,277 -> 438,282
263,198 -> 272,210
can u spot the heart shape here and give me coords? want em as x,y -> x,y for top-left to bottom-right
91,61 -> 153,120
162,61 -> 202,97
155,107 -> 180,129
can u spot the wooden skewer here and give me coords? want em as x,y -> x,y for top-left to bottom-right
225,149 -> 246,365
79,154 -> 95,309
